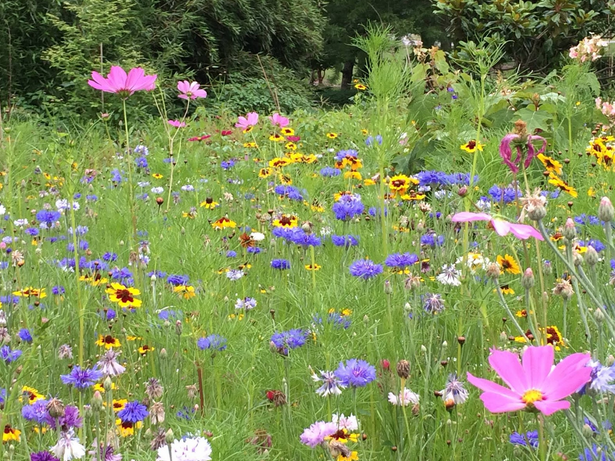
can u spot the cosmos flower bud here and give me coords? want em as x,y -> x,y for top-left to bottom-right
396,360 -> 410,379
521,268 -> 535,290
598,197 -> 614,222
585,246 -> 599,267
563,218 -> 576,241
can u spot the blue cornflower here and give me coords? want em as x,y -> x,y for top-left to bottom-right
167,274 -> 189,286
366,135 -> 383,146
320,167 -> 341,177
335,359 -> 376,387
384,252 -> 418,269
221,160 -> 235,170
332,194 -> 364,221
247,247 -> 261,254
36,210 -> 61,225
135,156 -> 148,168
334,149 -> 358,161
18,328 -> 32,343
270,329 -> 308,355
0,345 -> 22,363
25,228 -> 39,237
176,406 -> 195,420
349,260 -> 383,279
147,270 -> 166,279
586,239 -> 606,252
274,185 -> 304,201
102,252 -> 117,262
22,399 -> 49,424
0,389 -> 5,406
509,430 -> 538,448
327,312 -> 351,329
331,235 -> 359,247
158,310 -> 181,321
134,145 -> 149,156
197,334 -> 227,351
111,267 -> 133,285
117,401 -> 148,423
288,230 -> 322,247
271,259 -> 290,270
579,445 -> 614,461
110,169 -> 124,183
581,360 -> 615,394
226,250 -> 237,258
421,233 -> 444,247
60,365 -> 103,389
86,195 -> 98,201
313,370 -> 346,396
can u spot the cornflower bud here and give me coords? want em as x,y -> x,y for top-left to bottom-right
598,197 -> 614,222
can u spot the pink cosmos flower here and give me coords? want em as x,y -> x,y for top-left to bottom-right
499,133 -> 547,173
269,113 -> 289,128
235,112 -> 259,130
168,120 -> 186,128
177,80 -> 207,100
467,346 -> 591,415
451,212 -> 544,241
88,66 -> 157,97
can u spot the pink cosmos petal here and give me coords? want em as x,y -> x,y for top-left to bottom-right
479,392 -> 526,413
491,219 -> 511,237
269,113 -> 289,127
507,223 -> 544,241
247,112 -> 259,125
533,400 -> 570,416
540,353 -> 591,400
488,349 -> 528,393
108,66 -> 127,91
522,345 -> 553,389
87,71 -> 109,91
87,66 -> 156,96
235,116 -> 248,128
125,67 -> 145,91
450,212 -> 492,223
466,373 -> 521,400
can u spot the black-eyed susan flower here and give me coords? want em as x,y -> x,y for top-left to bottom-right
460,140 -> 484,153
111,399 -> 128,412
269,133 -> 284,142
285,142 -> 297,150
211,217 -> 236,230
96,335 -> 121,349
354,83 -> 367,90
326,132 -> 338,139
305,264 -> 321,271
20,386 -> 43,404
13,287 -> 46,299
281,127 -> 295,136
106,283 -> 142,308
515,309 -> 528,318
259,168 -> 272,178
138,345 -> 154,355
537,154 -> 563,175
548,173 -> 578,197
269,157 -> 292,168
3,425 -> 20,443
199,197 -> 219,209
152,173 -> 163,179
243,142 -> 258,148
500,285 -> 515,295
496,255 -> 521,275
278,174 -> 292,185
173,285 -> 196,299
116,419 -> 142,437
273,214 -> 298,228
543,325 -> 565,350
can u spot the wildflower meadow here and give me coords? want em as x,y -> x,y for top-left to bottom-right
5,22 -> 615,461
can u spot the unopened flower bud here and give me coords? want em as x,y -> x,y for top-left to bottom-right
521,268 -> 535,290
485,262 -> 501,280
396,360 -> 410,379
594,308 -> 605,323
175,320 -> 182,336
92,391 -> 103,412
607,354 -> 615,367
573,251 -> 583,267
585,246 -> 599,267
543,259 -> 553,275
46,398 -> 65,418
499,331 -> 508,343
457,186 -> 468,197
384,280 -> 393,295
165,428 -> 174,444
582,423 -> 596,438
563,218 -> 577,241
598,197 -> 614,222
159,348 -> 167,358
103,377 -> 113,392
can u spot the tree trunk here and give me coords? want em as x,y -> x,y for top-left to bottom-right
341,59 -> 354,90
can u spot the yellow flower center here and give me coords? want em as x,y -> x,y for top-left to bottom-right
522,389 -> 543,405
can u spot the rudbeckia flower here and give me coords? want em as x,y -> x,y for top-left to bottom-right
467,345 -> 591,415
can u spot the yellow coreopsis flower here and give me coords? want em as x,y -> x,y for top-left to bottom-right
105,283 -> 142,308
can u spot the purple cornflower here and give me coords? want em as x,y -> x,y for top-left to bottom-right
270,329 -> 308,355
349,260 -> 383,279
22,399 -> 49,423
52,286 -> 65,295
420,233 -> 444,247
117,401 -> 148,423
274,185 -> 304,201
320,167 -> 341,177
30,452 -> 61,461
45,405 -> 82,430
335,359 -> 376,387
0,345 -> 22,363
226,250 -> 237,258
97,350 -> 126,377
313,370 -> 346,396
36,210 -> 61,225
271,259 -> 290,270
288,229 -> 321,247
423,293 -> 445,314
197,334 -> 227,351
384,252 -> 418,269
300,421 -> 338,448
60,365 -> 103,389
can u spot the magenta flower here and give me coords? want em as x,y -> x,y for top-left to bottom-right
88,66 -> 157,98
269,113 -> 289,128
499,133 -> 547,173
235,112 -> 259,130
168,120 -> 186,128
467,346 -> 591,415
177,81 -> 207,100
451,212 -> 544,241
299,421 -> 337,448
